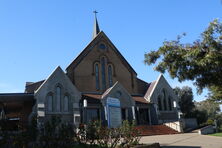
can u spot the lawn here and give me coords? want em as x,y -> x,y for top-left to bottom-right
209,132 -> 222,137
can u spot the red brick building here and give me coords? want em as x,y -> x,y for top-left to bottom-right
0,15 -> 180,129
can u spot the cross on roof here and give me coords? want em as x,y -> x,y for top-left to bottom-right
93,10 -> 98,17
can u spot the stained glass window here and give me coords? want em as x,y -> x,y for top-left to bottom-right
101,57 -> 106,90
95,64 -> 100,90
56,86 -> 61,112
168,97 -> 172,111
47,95 -> 53,112
158,97 -> 162,111
64,95 -> 69,112
108,65 -> 113,87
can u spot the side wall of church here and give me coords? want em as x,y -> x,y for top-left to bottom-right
34,67 -> 81,126
149,75 -> 179,122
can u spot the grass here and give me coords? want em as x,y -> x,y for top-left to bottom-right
209,132 -> 222,137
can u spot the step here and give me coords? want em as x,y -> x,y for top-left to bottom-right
135,125 -> 179,136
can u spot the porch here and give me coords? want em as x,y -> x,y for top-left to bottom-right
80,94 -> 155,126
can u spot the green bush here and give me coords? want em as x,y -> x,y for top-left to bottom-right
120,120 -> 141,147
0,118 -> 141,148
206,119 -> 214,125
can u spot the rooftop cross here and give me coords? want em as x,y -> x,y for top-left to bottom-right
93,10 -> 98,17
92,10 -> 100,39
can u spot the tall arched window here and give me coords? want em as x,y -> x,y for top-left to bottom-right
163,98 -> 167,111
47,94 -> 53,112
108,65 -> 113,87
158,96 -> 162,111
101,57 -> 106,90
95,64 -> 100,90
64,95 -> 69,112
168,97 -> 172,111
163,90 -> 167,111
56,86 -> 61,112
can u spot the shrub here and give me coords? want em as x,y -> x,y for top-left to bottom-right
38,116 -> 75,148
120,120 -> 141,147
206,119 -> 214,125
0,118 -> 142,148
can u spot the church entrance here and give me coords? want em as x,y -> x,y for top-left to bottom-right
85,108 -> 100,123
136,108 -> 149,125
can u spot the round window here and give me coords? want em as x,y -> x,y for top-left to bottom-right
116,91 -> 122,98
99,43 -> 106,50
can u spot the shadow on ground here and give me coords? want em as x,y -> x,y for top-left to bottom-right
161,146 -> 201,148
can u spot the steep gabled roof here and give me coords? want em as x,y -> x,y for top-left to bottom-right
66,31 -> 137,75
35,66 -> 80,95
144,81 -> 156,99
25,80 -> 45,93
144,74 -> 165,101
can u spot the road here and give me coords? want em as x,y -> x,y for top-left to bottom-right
140,133 -> 222,148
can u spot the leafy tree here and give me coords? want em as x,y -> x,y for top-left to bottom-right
189,99 -> 221,128
195,99 -> 221,120
174,86 -> 195,117
144,19 -> 222,103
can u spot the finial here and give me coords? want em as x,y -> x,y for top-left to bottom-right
93,10 -> 98,17
92,10 -> 100,39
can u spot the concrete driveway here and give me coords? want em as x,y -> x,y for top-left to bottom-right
140,133 -> 222,148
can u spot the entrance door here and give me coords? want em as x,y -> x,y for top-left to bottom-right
86,108 -> 100,123
137,108 -> 149,125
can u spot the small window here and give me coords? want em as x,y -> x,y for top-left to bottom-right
47,95 -> 53,112
116,91 -> 122,98
99,43 -> 106,50
64,95 -> 69,112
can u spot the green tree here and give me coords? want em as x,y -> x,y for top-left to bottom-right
144,19 -> 222,103
174,86 -> 195,117
195,99 -> 221,120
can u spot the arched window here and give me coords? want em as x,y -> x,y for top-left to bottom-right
56,86 -> 61,112
163,90 -> 167,111
47,94 -> 53,112
64,95 -> 69,112
158,96 -> 162,111
95,64 -> 100,90
108,65 -> 113,87
168,97 -> 172,111
163,98 -> 167,111
101,57 -> 106,90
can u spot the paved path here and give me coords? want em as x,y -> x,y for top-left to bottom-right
140,133 -> 222,148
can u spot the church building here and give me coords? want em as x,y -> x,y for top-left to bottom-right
0,14 -> 180,129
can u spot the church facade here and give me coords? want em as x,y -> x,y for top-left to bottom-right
0,16 -> 180,129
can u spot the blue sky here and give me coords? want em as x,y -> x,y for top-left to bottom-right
0,0 -> 221,106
